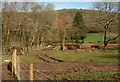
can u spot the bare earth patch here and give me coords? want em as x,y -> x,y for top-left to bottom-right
33,61 -> 119,80
2,63 -> 17,80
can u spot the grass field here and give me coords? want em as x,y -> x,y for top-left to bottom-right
2,49 -> 119,80
2,55 -> 42,63
49,51 -> 118,62
2,32 -> 118,80
85,33 -> 103,43
2,55 -> 12,62
2,50 -> 118,63
56,72 -> 119,80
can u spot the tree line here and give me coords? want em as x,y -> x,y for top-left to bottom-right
2,2 -> 119,53
2,2 -> 86,52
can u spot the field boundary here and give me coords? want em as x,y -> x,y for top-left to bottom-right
12,49 -> 53,80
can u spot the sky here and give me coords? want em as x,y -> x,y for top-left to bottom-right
46,2 -> 93,10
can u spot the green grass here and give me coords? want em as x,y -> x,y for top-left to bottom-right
19,55 -> 42,63
2,55 -> 42,63
49,51 -> 118,62
2,55 -> 12,62
2,50 -> 118,63
56,72 -> 119,80
85,33 -> 103,43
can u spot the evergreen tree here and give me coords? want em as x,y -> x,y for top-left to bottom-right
73,12 -> 87,44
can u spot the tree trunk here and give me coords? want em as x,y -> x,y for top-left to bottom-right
103,27 -> 107,50
30,36 -> 35,47
37,37 -> 39,46
103,35 -> 119,50
6,29 -> 9,44
40,35 -> 43,49
103,26 -> 119,50
62,35 -> 65,50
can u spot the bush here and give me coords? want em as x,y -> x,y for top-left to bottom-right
87,27 -> 103,33
46,38 -> 52,45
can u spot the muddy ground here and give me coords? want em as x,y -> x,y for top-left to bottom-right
2,63 -> 17,80
2,61 -> 119,80
33,61 -> 119,80
2,43 -> 119,80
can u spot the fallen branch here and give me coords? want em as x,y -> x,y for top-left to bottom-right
37,55 -> 49,62
45,54 -> 64,62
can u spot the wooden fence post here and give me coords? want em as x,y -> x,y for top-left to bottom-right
12,52 -> 14,74
14,49 -> 17,76
17,56 -> 20,80
30,64 -> 33,80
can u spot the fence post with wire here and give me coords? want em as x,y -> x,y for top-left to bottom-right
11,49 -> 54,80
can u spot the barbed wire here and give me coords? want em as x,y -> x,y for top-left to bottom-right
12,50 -> 51,80
20,71 -> 27,80
20,60 -> 54,80
33,69 -> 53,80
20,74 -> 25,80
34,74 -> 42,80
20,64 -> 30,80
20,61 -> 29,68
20,63 -> 27,70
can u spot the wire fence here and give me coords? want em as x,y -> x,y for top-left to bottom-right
12,49 -> 54,80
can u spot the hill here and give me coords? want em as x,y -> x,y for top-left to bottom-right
57,9 -> 118,33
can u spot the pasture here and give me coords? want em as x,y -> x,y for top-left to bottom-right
3,49 -> 118,63
2,47 -> 119,80
85,33 -> 103,43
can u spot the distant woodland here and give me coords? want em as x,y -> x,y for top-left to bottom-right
2,2 -> 118,53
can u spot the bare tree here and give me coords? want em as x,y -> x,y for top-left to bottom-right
2,2 -> 32,54
93,2 -> 119,49
55,12 -> 72,50
2,2 -> 57,54
30,3 -> 57,49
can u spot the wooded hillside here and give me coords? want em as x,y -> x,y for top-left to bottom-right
57,9 -> 118,33
2,2 -> 118,54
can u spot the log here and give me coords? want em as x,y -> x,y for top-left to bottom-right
37,55 -> 49,62
45,54 -> 64,62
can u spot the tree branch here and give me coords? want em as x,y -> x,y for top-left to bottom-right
106,35 -> 119,44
